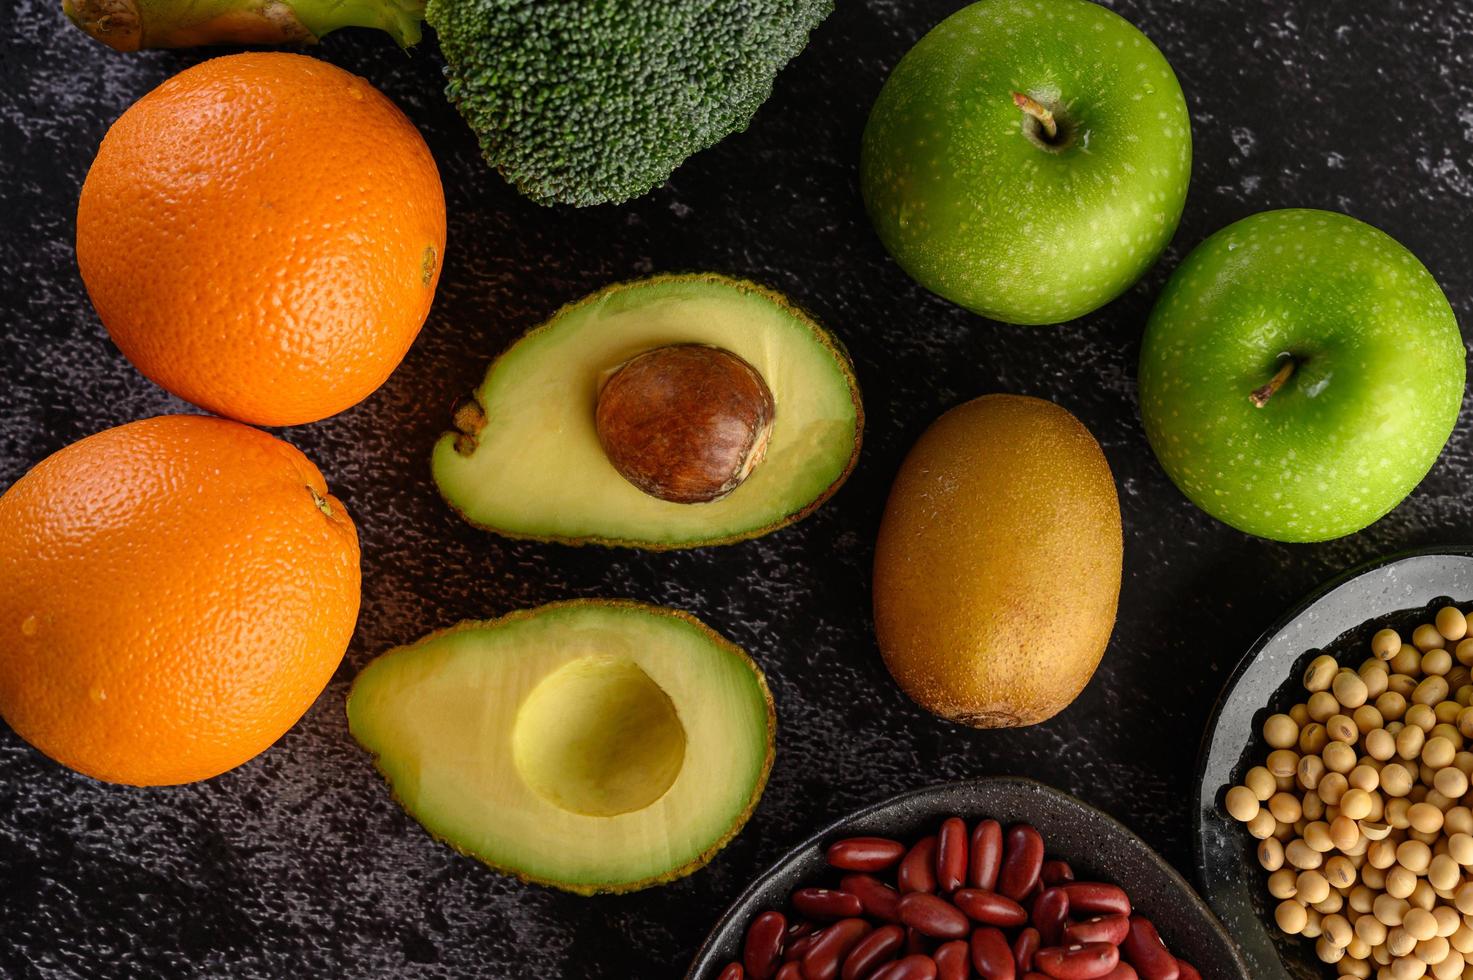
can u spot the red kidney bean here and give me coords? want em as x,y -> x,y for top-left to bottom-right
803,919 -> 873,980
969,820 -> 1003,891
952,889 -> 1027,928
794,889 -> 864,921
1100,966 -> 1139,980
1061,884 -> 1130,918
998,826 -> 1044,901
732,817 -> 1176,980
828,837 -> 908,873
936,817 -> 968,894
841,924 -> 905,980
841,874 -> 903,924
898,836 -> 939,894
1040,861 -> 1074,886
785,933 -> 819,964
1034,943 -> 1120,980
1063,915 -> 1130,947
870,955 -> 940,980
933,940 -> 969,980
788,921 -> 816,944
743,911 -> 786,979
1030,888 -> 1069,947
969,926 -> 1016,980
897,893 -> 970,940
1118,918 -> 1178,980
1012,928 -> 1040,975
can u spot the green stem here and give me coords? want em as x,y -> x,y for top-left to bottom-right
62,0 -> 426,52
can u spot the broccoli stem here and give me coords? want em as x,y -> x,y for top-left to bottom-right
63,0 -> 425,52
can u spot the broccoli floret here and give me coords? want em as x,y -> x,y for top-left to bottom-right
65,0 -> 832,207
425,0 -> 834,206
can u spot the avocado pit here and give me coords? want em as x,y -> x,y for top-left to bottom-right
595,344 -> 775,504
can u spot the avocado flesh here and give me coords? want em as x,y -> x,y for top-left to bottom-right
433,274 -> 862,548
346,601 -> 775,894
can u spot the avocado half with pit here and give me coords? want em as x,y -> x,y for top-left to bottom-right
433,274 -> 863,549
347,601 -> 775,894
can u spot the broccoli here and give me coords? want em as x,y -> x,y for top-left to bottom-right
63,0 -> 834,206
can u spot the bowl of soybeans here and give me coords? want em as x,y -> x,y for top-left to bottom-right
1197,547 -> 1473,980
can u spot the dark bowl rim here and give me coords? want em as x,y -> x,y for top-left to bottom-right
686,774 -> 1246,978
1191,544 -> 1473,972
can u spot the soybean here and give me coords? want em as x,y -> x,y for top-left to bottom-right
1225,606 -> 1473,974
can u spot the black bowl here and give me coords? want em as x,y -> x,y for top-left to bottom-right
687,776 -> 1247,979
1195,547 -> 1473,979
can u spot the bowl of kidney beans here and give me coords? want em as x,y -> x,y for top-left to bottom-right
687,778 -> 1246,980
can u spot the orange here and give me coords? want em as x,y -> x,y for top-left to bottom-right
76,53 -> 446,427
0,414 -> 361,785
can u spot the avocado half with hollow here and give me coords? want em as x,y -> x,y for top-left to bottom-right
434,274 -> 863,549
346,600 -> 776,894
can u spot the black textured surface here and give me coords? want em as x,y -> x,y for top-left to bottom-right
1,1 -> 1471,977
691,778 -> 1247,977
1197,549 -> 1473,980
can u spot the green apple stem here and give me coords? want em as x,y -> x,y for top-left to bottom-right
1011,92 -> 1058,141
1250,358 -> 1297,408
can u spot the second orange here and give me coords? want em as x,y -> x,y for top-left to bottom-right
76,52 -> 446,427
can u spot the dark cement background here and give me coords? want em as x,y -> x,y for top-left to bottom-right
2,1 -> 1472,977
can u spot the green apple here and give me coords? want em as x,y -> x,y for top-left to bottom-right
1139,209 -> 1465,543
860,0 -> 1191,325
